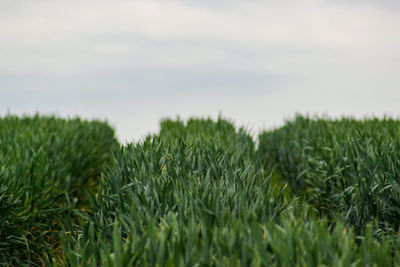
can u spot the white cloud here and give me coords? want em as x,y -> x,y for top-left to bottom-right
1,0 -> 400,141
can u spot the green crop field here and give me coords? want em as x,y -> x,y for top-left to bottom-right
1,114 -> 400,266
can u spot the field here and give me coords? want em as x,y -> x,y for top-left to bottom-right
1,115 -> 400,266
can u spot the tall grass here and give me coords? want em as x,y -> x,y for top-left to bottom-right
62,117 -> 400,266
0,115 -> 118,265
259,115 -> 400,233
62,118 -> 291,266
4,114 -> 400,265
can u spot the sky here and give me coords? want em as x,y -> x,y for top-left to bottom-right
1,0 -> 400,143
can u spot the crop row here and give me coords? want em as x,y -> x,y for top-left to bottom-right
259,115 -> 400,234
0,115 -> 118,265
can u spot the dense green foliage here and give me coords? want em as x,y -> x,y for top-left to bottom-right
0,115 -> 118,265
259,115 -> 400,234
61,117 -> 400,266
63,118 -> 288,266
3,115 -> 400,266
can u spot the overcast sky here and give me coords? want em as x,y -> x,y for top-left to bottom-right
1,0 -> 399,142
